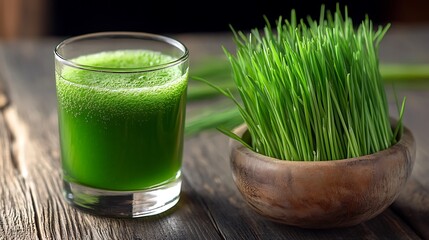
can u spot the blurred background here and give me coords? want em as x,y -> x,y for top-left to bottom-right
1,0 -> 429,40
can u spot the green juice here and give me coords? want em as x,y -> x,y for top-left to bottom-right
56,50 -> 187,191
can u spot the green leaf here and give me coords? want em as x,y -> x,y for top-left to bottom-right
217,126 -> 252,149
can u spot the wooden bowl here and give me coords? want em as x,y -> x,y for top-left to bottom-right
230,123 -> 416,228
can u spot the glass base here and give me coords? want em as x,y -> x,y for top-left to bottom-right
63,173 -> 181,218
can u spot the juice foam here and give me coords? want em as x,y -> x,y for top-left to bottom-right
57,50 -> 187,120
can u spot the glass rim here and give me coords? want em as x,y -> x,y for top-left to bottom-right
54,31 -> 189,73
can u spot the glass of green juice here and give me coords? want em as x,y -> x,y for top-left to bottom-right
54,32 -> 188,217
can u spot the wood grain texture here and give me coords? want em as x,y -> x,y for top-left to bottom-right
0,111 -> 38,240
0,29 -> 427,239
0,65 -> 38,239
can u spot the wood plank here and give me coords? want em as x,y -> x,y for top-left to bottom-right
0,76 -> 38,239
0,40 -> 221,240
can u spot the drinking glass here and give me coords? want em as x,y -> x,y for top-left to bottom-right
54,32 -> 188,217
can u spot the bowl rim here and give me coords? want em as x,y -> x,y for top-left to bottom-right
230,119 -> 415,165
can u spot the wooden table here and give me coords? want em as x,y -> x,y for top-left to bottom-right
0,26 -> 428,239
